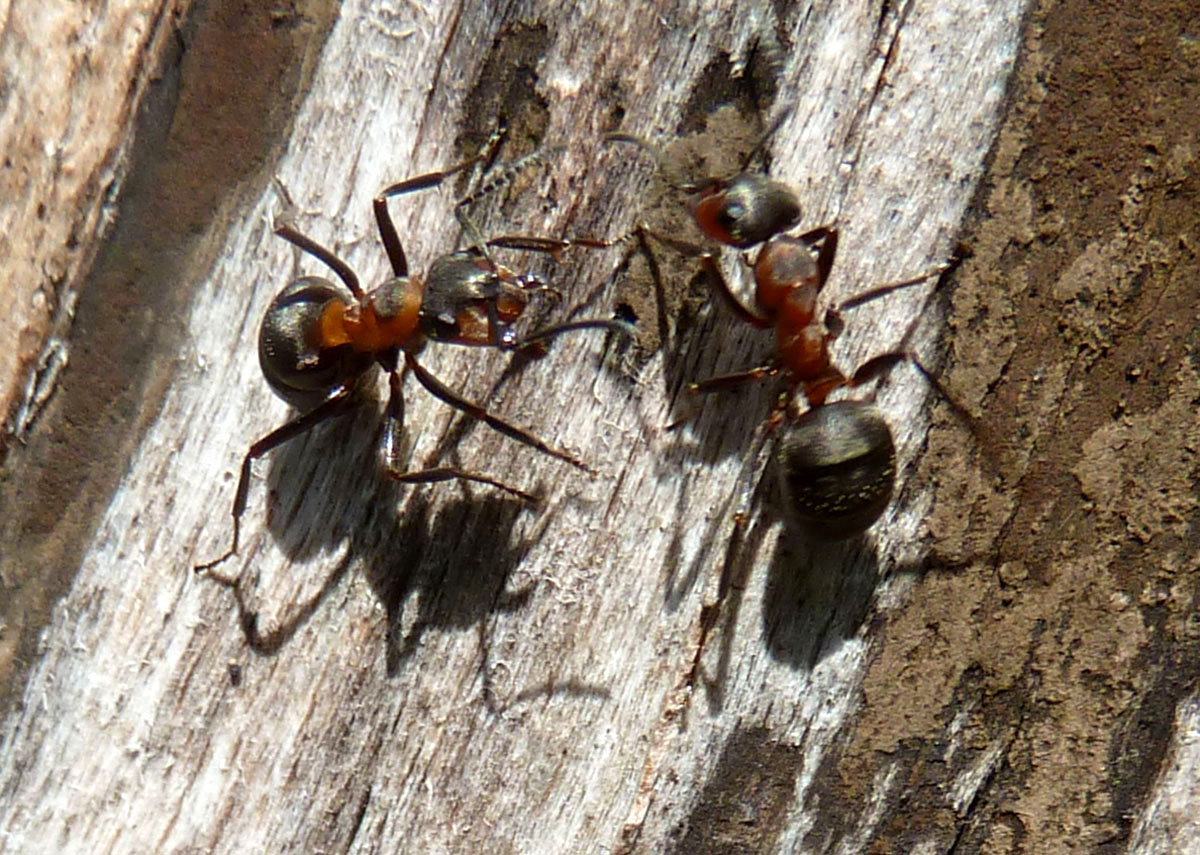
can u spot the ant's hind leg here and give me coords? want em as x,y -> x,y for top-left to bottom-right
194,385 -> 357,577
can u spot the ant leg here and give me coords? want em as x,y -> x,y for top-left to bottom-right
389,467 -> 538,503
376,131 -> 506,201
374,130 -> 509,276
484,233 -> 626,259
798,225 -> 838,286
665,363 -> 780,430
274,223 -> 363,301
636,223 -> 710,258
846,352 -> 909,388
846,350 -> 982,447
690,364 -> 780,395
403,352 -> 590,472
636,225 -> 674,369
731,392 -> 790,525
699,255 -> 773,328
380,362 -> 408,468
637,225 -> 771,328
515,317 -> 637,351
373,196 -> 408,278
861,351 -> 981,426
194,384 -> 357,576
381,369 -> 537,503
836,251 -> 961,312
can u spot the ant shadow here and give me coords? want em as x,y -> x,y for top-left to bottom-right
210,394 -> 606,707
688,466 -> 882,714
598,173 -> 799,621
652,281 -> 790,614
690,460 -> 966,714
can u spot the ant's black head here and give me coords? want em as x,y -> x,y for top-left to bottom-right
692,173 -> 802,249
418,251 -> 538,347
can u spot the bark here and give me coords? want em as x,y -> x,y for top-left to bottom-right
2,1 -> 1197,853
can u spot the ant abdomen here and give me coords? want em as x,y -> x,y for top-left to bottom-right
774,400 -> 896,540
258,277 -> 373,411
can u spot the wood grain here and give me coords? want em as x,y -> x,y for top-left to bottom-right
10,0 -> 1197,852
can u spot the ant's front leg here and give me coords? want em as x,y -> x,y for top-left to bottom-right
380,367 -> 538,503
373,130 -> 509,276
404,352 -> 590,473
636,224 -> 772,329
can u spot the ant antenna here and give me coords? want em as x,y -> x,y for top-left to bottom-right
453,145 -> 569,254
603,132 -> 697,193
739,105 -> 794,173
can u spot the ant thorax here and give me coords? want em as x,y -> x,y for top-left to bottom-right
321,276 -> 423,355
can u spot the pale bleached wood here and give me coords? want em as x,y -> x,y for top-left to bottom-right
1129,690 -> 1200,854
0,1 -> 1050,853
0,0 -> 179,438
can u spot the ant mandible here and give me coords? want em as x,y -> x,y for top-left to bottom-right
607,115 -> 959,539
195,141 -> 630,573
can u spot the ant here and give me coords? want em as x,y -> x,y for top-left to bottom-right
608,115 -> 975,695
195,141 -> 631,574
607,115 -> 962,540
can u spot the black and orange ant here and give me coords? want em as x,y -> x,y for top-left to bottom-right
195,144 -> 630,573
607,117 -> 961,539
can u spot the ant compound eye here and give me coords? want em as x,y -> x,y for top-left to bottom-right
693,188 -> 748,247
719,200 -> 747,230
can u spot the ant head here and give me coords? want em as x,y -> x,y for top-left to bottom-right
691,173 -> 802,249
259,276 -> 374,410
419,251 -> 535,346
774,400 -> 896,540
606,109 -> 801,249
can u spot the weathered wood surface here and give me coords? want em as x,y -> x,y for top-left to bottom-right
0,1 -> 177,435
4,0 -> 1200,852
